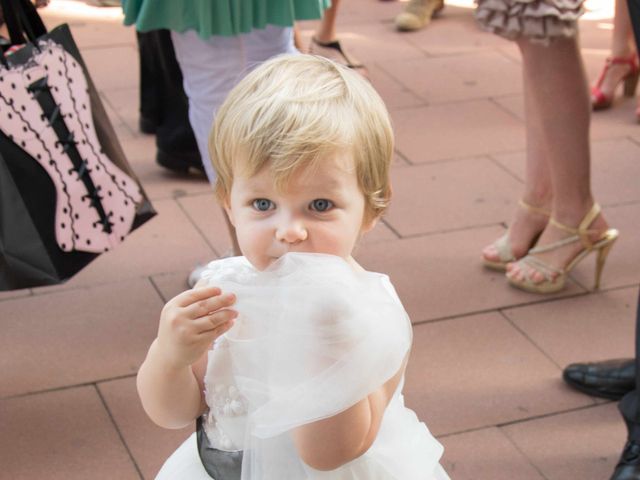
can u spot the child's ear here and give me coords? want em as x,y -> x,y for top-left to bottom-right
223,198 -> 236,227
361,215 -> 379,234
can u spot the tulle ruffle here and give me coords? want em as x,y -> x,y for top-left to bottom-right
196,253 -> 448,479
475,0 -> 585,44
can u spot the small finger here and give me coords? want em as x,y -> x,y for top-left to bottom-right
187,292 -> 236,319
199,316 -> 237,341
173,285 -> 222,308
212,317 -> 236,337
193,308 -> 238,333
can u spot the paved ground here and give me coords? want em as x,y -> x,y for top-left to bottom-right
1,0 -> 639,478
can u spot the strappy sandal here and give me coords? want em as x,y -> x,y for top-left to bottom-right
506,203 -> 619,294
482,199 -> 550,271
309,37 -> 366,72
591,54 -> 639,110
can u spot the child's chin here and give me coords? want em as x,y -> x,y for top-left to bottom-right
248,256 -> 277,271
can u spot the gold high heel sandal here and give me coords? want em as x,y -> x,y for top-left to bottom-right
482,199 -> 550,271
506,203 -> 619,294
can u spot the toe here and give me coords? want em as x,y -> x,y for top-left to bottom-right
482,245 -> 498,262
506,263 -> 522,280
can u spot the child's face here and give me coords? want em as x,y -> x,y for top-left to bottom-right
224,152 -> 377,270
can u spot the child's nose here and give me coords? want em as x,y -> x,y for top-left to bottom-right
275,219 -> 308,244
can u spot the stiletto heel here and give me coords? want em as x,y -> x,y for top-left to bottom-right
591,54 -> 639,110
482,199 -> 550,271
594,233 -> 617,290
506,203 -> 619,294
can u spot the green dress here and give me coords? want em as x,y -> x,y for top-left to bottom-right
122,0 -> 331,39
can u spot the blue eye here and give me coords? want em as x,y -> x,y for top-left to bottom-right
252,199 -> 274,211
310,199 -> 333,212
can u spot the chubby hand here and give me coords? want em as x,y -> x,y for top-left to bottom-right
156,286 -> 237,369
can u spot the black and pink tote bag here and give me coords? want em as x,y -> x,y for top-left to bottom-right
0,0 -> 156,290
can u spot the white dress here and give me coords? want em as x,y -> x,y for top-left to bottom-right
156,253 -> 449,480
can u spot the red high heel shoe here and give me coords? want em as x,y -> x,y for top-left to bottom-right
591,54 -> 640,110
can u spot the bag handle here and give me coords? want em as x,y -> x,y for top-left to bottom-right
0,0 -> 47,46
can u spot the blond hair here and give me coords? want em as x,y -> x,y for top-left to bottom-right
210,54 -> 394,221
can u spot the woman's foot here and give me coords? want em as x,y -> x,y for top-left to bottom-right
308,37 -> 368,77
482,199 -> 550,270
591,54 -> 639,110
506,204 -> 612,287
395,0 -> 445,32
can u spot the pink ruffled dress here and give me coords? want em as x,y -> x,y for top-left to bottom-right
475,0 -> 585,44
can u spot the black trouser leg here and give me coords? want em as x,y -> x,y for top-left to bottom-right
619,290 -> 640,441
136,30 -> 201,169
620,0 -> 640,438
137,30 -> 160,131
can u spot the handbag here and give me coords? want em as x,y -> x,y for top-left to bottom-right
0,0 -> 156,291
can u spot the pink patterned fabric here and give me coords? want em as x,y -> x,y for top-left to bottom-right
0,41 -> 142,253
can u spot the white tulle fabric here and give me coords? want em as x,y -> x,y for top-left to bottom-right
156,253 -> 448,479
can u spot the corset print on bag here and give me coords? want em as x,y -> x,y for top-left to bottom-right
0,41 -> 142,253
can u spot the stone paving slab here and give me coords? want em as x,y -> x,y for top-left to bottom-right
357,227 -> 585,323
99,377 -> 193,480
392,100 -> 525,164
82,44 -> 139,91
504,286 -> 638,369
491,138 -> 640,207
404,312 -> 595,436
151,270 -> 194,304
384,156 -> 523,236
403,7 -> 518,57
321,21 -> 427,64
383,50 -> 522,104
101,87 -> 142,135
0,278 -> 160,397
494,92 -> 640,141
0,386 -> 139,479
1,2 -> 636,479
503,403 -> 624,480
439,427 -> 545,480
367,63 -> 426,109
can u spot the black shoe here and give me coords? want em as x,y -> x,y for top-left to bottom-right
156,149 -> 204,174
563,358 -> 635,400
611,440 -> 640,480
139,116 -> 158,135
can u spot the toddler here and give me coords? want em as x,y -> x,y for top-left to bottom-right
137,54 -> 449,480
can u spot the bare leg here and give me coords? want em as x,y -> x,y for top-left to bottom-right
593,0 -> 636,101
315,0 -> 340,43
309,0 -> 366,74
482,63 -> 552,263
612,0 -> 635,56
508,36 -> 610,284
293,25 -> 305,52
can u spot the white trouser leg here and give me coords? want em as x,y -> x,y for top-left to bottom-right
171,26 -> 296,186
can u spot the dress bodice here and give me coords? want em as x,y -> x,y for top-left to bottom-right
197,254 -> 448,480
